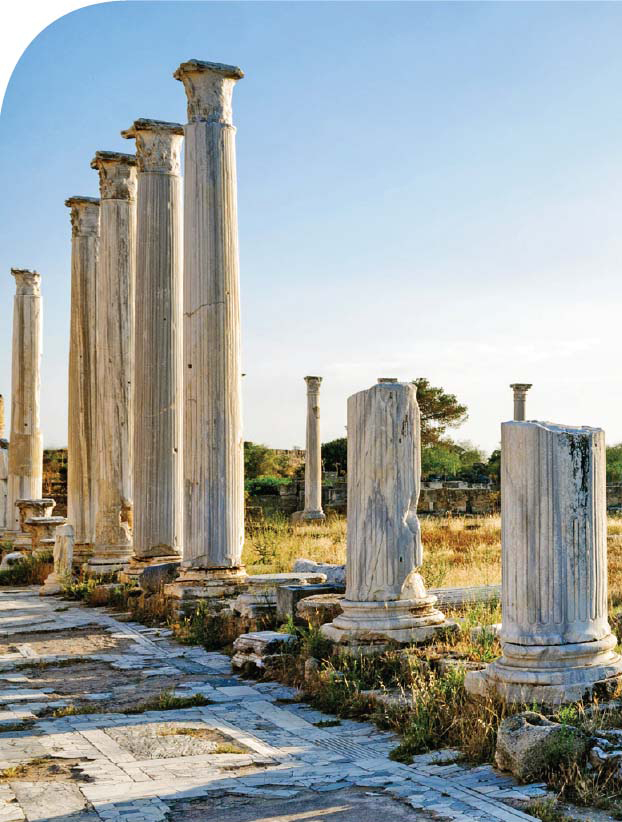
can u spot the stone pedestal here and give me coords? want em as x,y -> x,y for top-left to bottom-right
5,270 -> 43,535
41,524 -> 74,596
121,120 -> 184,571
88,152 -> 137,574
24,516 -> 66,556
169,59 -> 246,601
510,384 -> 532,422
13,499 -> 55,550
465,421 -> 622,704
65,197 -> 99,566
321,379 -> 450,653
292,376 -> 325,525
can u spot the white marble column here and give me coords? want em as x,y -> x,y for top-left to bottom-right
174,60 -> 245,580
321,379 -> 449,652
0,396 -> 7,531
466,421 -> 622,704
292,377 -> 325,524
510,383 -> 532,421
6,269 -> 43,534
65,197 -> 99,565
88,152 -> 137,573
121,119 -> 183,563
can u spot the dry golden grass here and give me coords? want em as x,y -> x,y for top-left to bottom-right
243,513 -> 622,605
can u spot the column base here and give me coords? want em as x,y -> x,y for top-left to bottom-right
164,566 -> 247,617
85,550 -> 133,577
320,596 -> 455,654
291,510 -> 326,526
465,633 -> 622,705
72,542 -> 94,568
40,572 -> 63,597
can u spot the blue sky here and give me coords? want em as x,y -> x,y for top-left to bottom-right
1,1 -> 622,453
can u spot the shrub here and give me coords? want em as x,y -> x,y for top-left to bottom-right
245,476 -> 292,496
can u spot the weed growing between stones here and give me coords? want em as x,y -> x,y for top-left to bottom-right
524,799 -> 566,822
49,689 -> 213,717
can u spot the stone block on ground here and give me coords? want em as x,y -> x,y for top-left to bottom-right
276,583 -> 345,623
296,593 -> 345,627
137,561 -> 181,593
293,559 -> 345,586
231,630 -> 298,673
495,711 -> 589,781
231,572 -> 326,618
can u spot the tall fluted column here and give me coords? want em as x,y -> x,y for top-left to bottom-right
466,421 -> 622,704
321,379 -> 449,652
88,152 -> 137,573
6,270 -> 43,534
121,119 -> 183,563
65,197 -> 99,565
175,59 -> 245,577
510,383 -> 532,421
0,396 -> 7,530
292,377 -> 325,524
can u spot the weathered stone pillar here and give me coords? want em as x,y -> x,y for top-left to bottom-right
321,379 -> 450,652
292,377 -> 325,525
41,523 -> 74,596
6,269 -> 43,534
173,59 -> 245,593
466,421 -> 622,704
88,152 -> 137,573
510,383 -> 532,421
65,197 -> 99,565
121,119 -> 183,565
0,396 -> 7,531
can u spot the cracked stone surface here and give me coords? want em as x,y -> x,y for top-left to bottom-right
0,588 -> 547,822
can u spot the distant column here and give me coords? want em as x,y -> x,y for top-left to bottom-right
174,59 -> 245,577
6,269 -> 43,533
0,396 -> 7,530
292,376 -> 325,524
88,152 -> 137,573
321,379 -> 450,652
510,383 -> 532,421
65,197 -> 99,565
121,119 -> 184,563
466,421 -> 622,704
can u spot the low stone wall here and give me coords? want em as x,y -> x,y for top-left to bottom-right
247,480 -> 622,519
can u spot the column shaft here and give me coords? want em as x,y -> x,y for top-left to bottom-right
346,381 -> 422,601
89,152 -> 137,571
303,377 -> 324,518
122,120 -> 184,560
321,379 -> 448,652
65,198 -> 99,561
176,60 -> 244,570
0,395 -> 7,530
6,270 -> 43,532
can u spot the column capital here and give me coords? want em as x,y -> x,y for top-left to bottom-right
11,268 -> 40,296
304,375 -> 322,392
90,151 -> 137,200
510,383 -> 532,393
65,196 -> 100,237
174,59 -> 244,124
121,119 -> 184,174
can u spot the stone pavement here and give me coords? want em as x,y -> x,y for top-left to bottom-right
0,588 -> 547,822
